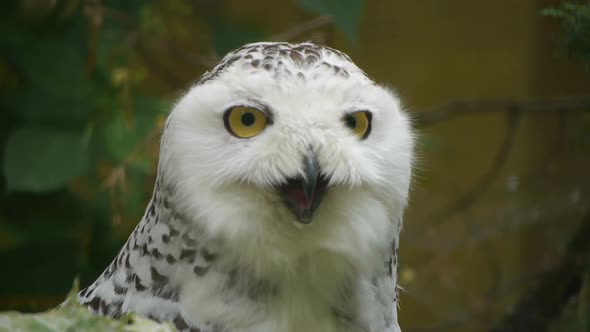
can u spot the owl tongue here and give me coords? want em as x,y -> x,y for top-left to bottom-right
282,184 -> 314,210
278,154 -> 328,224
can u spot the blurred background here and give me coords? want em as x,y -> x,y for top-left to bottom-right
1,0 -> 589,331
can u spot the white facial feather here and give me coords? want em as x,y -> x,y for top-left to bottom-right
77,42 -> 413,332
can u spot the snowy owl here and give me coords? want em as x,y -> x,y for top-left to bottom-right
77,42 -> 414,332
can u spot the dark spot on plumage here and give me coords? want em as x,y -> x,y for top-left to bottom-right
292,45 -> 306,52
226,56 -> 240,66
182,233 -> 197,246
79,287 -> 89,297
148,236 -> 153,243
134,278 -> 147,292
114,253 -> 121,267
387,257 -> 393,276
148,202 -> 156,217
173,211 -> 189,224
151,266 -> 169,284
113,283 -> 126,295
151,248 -> 163,259
124,254 -> 131,269
180,249 -> 197,262
173,315 -> 189,331
162,234 -> 170,243
305,55 -> 317,65
244,54 -> 253,59
86,296 -> 101,312
304,48 -> 320,57
263,56 -> 274,61
145,313 -> 159,322
110,300 -> 123,318
169,227 -> 180,238
263,63 -> 272,71
289,51 -> 304,66
297,72 -> 306,81
216,63 -> 227,72
247,280 -> 276,300
201,248 -> 217,262
193,265 -> 208,276
158,287 -> 179,301
251,59 -> 260,68
163,198 -> 170,209
140,243 -> 149,256
104,265 -> 115,278
99,299 -> 109,315
111,307 -> 122,319
131,274 -> 147,291
166,254 -> 176,264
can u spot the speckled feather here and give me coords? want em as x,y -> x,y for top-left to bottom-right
77,42 -> 412,332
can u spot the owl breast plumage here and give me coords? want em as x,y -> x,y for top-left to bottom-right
77,42 -> 413,332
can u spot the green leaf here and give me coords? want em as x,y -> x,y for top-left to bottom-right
3,127 -> 90,192
18,40 -> 93,99
102,96 -> 166,172
296,0 -> 365,42
0,292 -> 178,331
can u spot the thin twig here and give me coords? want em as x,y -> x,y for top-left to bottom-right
489,212 -> 590,332
415,96 -> 590,128
434,108 -> 521,221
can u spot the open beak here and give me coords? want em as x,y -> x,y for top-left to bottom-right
278,154 -> 328,224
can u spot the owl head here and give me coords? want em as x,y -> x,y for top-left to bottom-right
158,42 -> 413,267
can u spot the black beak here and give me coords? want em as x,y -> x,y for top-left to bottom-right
279,154 -> 328,224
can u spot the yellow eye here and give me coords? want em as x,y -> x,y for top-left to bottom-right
223,106 -> 269,138
343,111 -> 372,139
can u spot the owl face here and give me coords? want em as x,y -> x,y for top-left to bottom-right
160,43 -> 413,258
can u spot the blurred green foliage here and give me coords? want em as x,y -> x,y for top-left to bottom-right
542,1 -> 590,68
543,1 -> 590,148
0,281 -> 176,332
0,0 -> 158,309
541,4 -> 590,331
0,0 -> 364,312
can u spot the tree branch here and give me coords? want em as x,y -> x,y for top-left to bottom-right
414,96 -> 590,128
434,108 -> 520,221
489,211 -> 590,332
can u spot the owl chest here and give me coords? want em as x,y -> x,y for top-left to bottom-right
178,261 -> 366,332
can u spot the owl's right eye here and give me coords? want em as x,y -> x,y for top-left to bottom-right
223,106 -> 268,138
343,111 -> 372,140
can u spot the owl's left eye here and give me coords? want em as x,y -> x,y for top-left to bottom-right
224,106 -> 268,138
343,111 -> 372,139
